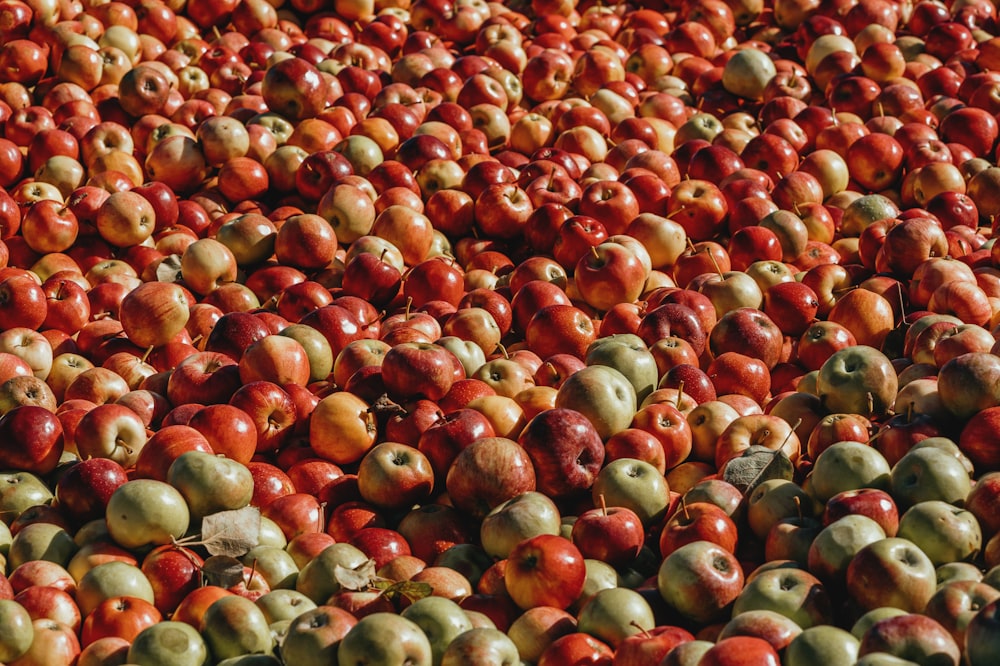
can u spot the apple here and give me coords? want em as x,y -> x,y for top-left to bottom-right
336,613 -> 433,665
657,540 -> 744,625
446,436 -> 536,521
505,534 -> 586,611
127,620 -> 209,666
105,479 -> 191,552
895,500 -> 982,567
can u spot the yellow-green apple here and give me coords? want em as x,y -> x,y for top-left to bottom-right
807,514 -> 886,583
734,567 -> 832,629
807,441 -> 891,504
889,446 -> 972,509
896,501 -> 982,567
816,345 -> 898,418
591,458 -> 670,526
554,364 -> 636,441
105,479 -> 191,552
480,491 -> 561,560
337,613 -> 432,666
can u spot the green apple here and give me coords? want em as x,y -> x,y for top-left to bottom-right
585,333 -> 658,405
258,516 -> 288,548
555,364 -> 637,440
733,567 -> 833,628
890,447 -> 972,509
663,639 -> 714,665
0,471 -> 53,521
896,501 -> 982,567
6,522 -> 77,569
575,586 -> 655,648
591,458 -> 670,526
400,596 -> 474,666
854,654 -> 922,666
295,543 -> 369,604
167,451 -> 254,520
76,560 -> 156,616
721,47 -> 777,99
807,515 -> 886,583
128,621 -> 210,666
851,607 -> 909,640
0,599 -> 33,662
0,519 -> 10,556
218,656 -> 281,666
201,594 -> 274,660
255,590 -> 316,624
436,336 -> 486,377
808,440 -> 891,504
279,605 -> 357,666
479,491 -> 561,559
242,546 -> 299,590
816,345 -> 897,418
439,628 -> 520,666
278,324 -> 334,383
936,562 -> 983,585
910,438 -> 974,475
573,559 -> 621,614
337,613 -> 432,666
785,625 -> 859,666
106,478 -> 192,551
747,478 -> 816,540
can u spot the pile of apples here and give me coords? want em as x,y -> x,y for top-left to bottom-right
4,0 -> 1000,662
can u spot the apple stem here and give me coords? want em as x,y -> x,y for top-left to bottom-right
246,558 -> 258,588
629,620 -> 652,638
590,246 -> 601,261
866,392 -> 875,417
317,501 -> 327,533
141,345 -> 154,364
599,493 -> 608,517
705,248 -> 724,278
793,495 -> 803,520
675,380 -> 685,410
497,342 -> 509,359
681,495 -> 689,521
404,296 -> 413,319
779,419 -> 801,449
